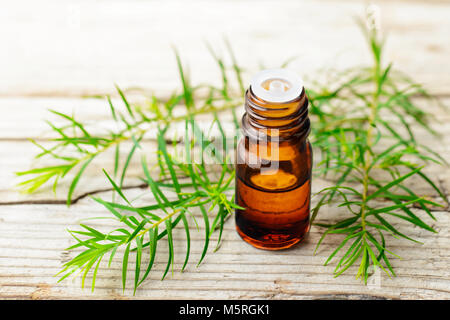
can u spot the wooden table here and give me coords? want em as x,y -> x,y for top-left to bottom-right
1,0 -> 449,299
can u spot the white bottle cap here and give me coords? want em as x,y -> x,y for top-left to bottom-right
250,69 -> 304,103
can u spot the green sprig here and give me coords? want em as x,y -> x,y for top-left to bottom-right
17,17 -> 447,291
309,19 -> 447,282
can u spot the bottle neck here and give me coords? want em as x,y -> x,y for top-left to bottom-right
242,87 -> 310,141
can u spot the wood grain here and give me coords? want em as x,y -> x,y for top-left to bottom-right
0,198 -> 449,300
1,0 -> 449,300
1,0 -> 450,97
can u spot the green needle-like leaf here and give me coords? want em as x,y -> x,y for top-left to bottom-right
20,17 -> 444,292
67,156 -> 97,206
122,242 -> 131,292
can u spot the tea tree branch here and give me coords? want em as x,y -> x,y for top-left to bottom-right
309,18 -> 447,282
17,17 -> 448,290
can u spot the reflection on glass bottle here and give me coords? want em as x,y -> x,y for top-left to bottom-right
235,69 -> 312,250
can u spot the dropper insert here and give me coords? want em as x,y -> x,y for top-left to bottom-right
250,69 -> 304,103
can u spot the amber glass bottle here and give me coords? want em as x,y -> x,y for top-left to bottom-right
235,69 -> 312,250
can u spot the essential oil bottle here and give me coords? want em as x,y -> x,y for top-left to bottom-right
235,69 -> 312,250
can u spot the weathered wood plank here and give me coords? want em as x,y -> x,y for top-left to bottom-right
1,96 -> 450,203
1,0 -> 450,97
0,94 -> 449,301
0,96 -> 239,140
1,0 -> 450,301
0,196 -> 449,300
1,94 -> 449,299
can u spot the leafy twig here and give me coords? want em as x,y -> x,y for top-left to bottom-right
309,17 -> 447,282
17,17 -> 448,291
